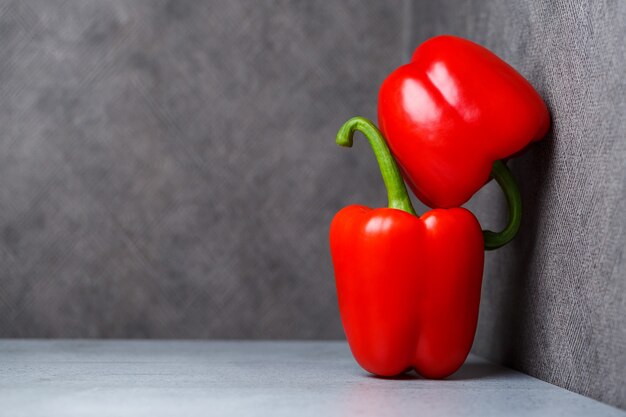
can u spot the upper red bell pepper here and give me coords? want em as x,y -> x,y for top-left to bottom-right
330,117 -> 484,378
378,35 -> 550,208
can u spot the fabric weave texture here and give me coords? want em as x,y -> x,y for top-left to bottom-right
410,0 -> 626,408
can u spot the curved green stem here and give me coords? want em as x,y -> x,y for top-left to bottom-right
483,161 -> 522,250
336,117 -> 417,216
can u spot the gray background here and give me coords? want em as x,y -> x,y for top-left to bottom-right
0,0 -> 623,409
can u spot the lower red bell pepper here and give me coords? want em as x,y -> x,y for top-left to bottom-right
330,117 -> 485,378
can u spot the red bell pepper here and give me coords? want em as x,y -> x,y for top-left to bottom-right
330,117 -> 485,378
378,35 -> 550,209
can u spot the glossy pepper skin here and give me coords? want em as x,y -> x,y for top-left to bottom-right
330,118 -> 484,378
378,35 -> 550,208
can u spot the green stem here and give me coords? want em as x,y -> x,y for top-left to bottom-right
483,161 -> 522,250
336,117 -> 417,216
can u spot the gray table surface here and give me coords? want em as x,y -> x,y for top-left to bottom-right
0,340 -> 623,417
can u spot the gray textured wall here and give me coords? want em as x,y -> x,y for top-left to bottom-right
0,0 -> 624,409
0,0 -> 409,338
410,0 -> 626,409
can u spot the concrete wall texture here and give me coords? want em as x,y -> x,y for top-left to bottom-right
0,0 -> 623,409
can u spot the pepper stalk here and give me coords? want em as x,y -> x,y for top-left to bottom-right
336,116 -> 522,251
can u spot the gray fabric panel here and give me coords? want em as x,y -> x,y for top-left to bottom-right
409,0 -> 626,409
0,0 -> 408,339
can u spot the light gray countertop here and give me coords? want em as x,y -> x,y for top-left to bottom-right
0,340 -> 623,417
